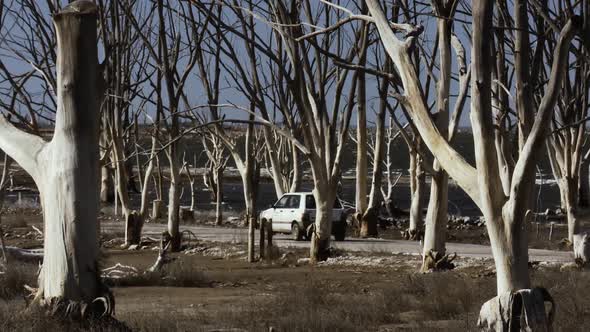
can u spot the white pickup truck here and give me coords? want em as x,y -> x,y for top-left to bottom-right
259,192 -> 347,241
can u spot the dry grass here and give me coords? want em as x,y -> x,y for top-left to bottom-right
1,255 -> 589,331
105,260 -> 210,288
0,302 -> 131,332
0,262 -> 37,300
1,214 -> 28,229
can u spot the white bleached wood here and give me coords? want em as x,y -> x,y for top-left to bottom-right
365,0 -> 481,208
0,1 -> 105,304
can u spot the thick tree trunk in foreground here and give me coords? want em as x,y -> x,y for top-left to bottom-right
41,3 -> 103,302
0,1 -> 112,314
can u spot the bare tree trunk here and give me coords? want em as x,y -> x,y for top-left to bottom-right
100,165 -> 113,203
561,176 -> 580,242
39,2 -> 104,304
407,148 -> 424,239
361,58 -> 389,238
243,174 -> 256,262
289,144 -> 301,192
579,157 -> 590,208
421,2 -> 452,270
167,149 -> 181,251
310,185 -> 335,264
215,167 -> 223,225
355,21 -> 369,224
0,2 -> 112,313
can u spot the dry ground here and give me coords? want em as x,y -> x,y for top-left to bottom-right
1,209 -> 589,331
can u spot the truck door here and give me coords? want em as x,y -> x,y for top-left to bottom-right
272,195 -> 290,232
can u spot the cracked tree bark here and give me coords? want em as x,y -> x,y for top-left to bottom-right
0,0 -> 109,310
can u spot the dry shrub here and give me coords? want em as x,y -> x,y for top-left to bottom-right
2,214 -> 28,229
532,269 -> 590,331
399,272 -> 495,320
122,311 -> 210,332
209,277 -> 393,331
0,302 -> 130,332
105,260 -> 210,288
0,262 -> 37,300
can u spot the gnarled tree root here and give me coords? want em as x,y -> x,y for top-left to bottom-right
25,285 -> 127,330
148,231 -> 176,272
573,233 -> 590,267
477,287 -> 554,332
401,228 -> 423,241
421,250 -> 456,272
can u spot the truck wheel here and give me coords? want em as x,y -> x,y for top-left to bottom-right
292,223 -> 304,241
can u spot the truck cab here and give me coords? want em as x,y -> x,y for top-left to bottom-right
259,192 -> 347,241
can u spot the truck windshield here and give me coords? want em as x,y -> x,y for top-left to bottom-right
276,195 -> 300,209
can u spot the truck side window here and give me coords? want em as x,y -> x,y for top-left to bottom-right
287,195 -> 301,209
305,195 -> 316,209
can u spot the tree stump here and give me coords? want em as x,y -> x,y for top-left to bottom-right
151,199 -> 163,220
259,219 -> 266,259
125,211 -> 143,246
180,207 -> 194,222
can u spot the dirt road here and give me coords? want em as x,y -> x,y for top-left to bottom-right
100,222 -> 572,262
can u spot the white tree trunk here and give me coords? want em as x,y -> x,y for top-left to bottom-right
215,167 -> 223,226
40,3 -> 103,302
100,165 -> 113,203
422,7 -> 451,270
310,184 -> 336,264
0,2 -> 108,309
167,149 -> 181,251
289,145 -> 301,193
560,177 -> 580,242
407,148 -> 424,239
240,170 -> 256,262
422,170 -> 448,267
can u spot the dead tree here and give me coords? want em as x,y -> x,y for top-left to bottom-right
0,153 -> 12,266
122,0 -> 200,251
97,0 -> 153,246
201,135 -> 229,225
0,1 -> 113,317
356,0 -> 580,328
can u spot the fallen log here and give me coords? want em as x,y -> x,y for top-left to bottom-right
4,246 -> 43,262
